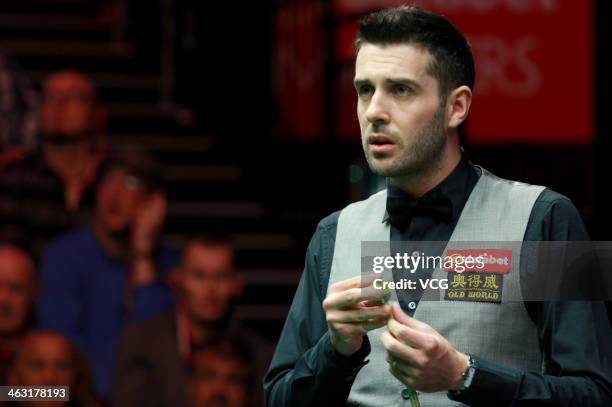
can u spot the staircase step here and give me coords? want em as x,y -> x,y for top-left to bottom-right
162,232 -> 296,251
0,0 -> 101,16
166,201 -> 265,219
109,134 -> 214,153
163,165 -> 241,183
28,70 -> 160,90
69,71 -> 156,89
242,269 -> 301,286
0,39 -> 132,58
235,305 -> 290,321
0,14 -> 109,32
106,102 -> 178,118
13,54 -> 157,74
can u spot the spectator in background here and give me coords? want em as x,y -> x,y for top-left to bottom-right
113,235 -> 270,407
0,52 -> 38,166
38,148 -> 177,399
0,244 -> 36,384
0,69 -> 106,258
8,330 -> 100,407
188,335 -> 257,407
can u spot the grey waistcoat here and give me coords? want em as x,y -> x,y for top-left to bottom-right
328,168 -> 546,406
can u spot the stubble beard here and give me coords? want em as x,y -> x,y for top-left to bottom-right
363,104 -> 447,179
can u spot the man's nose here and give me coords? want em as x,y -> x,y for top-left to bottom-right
365,92 -> 391,126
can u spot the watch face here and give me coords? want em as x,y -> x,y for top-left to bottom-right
453,355 -> 476,394
463,364 -> 477,389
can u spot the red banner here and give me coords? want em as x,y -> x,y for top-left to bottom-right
333,0 -> 594,144
274,1 -> 326,141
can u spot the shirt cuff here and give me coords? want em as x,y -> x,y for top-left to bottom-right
319,332 -> 371,382
448,355 -> 520,406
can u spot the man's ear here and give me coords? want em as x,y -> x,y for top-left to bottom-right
446,85 -> 472,129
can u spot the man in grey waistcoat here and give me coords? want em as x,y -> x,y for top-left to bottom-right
264,5 -> 612,406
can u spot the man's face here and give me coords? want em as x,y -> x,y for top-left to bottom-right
189,349 -> 250,407
10,334 -> 75,385
9,333 -> 75,407
355,43 -> 448,178
178,242 -> 240,323
40,71 -> 96,138
0,248 -> 34,337
95,167 -> 150,233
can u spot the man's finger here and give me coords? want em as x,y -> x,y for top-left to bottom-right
327,305 -> 391,324
385,353 -> 417,377
324,288 -> 364,309
324,285 -> 390,309
387,318 -> 431,349
380,331 -> 423,367
363,319 -> 389,332
328,274 -> 379,294
362,284 -> 392,303
333,316 -> 388,337
387,362 -> 416,388
391,302 -> 430,331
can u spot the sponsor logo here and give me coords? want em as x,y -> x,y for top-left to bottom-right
444,272 -> 504,304
444,249 -> 512,273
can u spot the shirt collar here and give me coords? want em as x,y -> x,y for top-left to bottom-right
382,155 -> 478,223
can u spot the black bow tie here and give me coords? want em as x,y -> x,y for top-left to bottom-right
386,190 -> 454,230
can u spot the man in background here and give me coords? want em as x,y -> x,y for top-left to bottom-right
0,69 -> 106,257
113,235 -> 269,407
8,330 -> 100,407
0,244 -> 36,384
188,335 -> 257,407
38,148 -> 176,399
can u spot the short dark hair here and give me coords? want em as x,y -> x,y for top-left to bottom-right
190,333 -> 256,391
184,233 -> 233,251
200,333 -> 254,368
355,5 -> 475,98
99,145 -> 163,191
181,233 -> 235,264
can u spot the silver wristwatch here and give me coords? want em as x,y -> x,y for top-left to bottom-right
451,354 -> 477,395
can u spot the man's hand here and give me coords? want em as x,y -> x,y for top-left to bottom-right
130,192 -> 167,257
323,275 -> 392,357
129,192 -> 166,286
380,302 -> 468,392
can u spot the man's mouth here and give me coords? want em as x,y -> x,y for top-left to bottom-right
368,133 -> 396,153
368,133 -> 394,145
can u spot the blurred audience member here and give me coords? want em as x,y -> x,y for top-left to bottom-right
8,330 -> 100,407
0,244 -> 36,384
38,148 -> 177,399
113,235 -> 269,407
188,335 -> 256,407
0,69 -> 106,258
0,52 -> 38,166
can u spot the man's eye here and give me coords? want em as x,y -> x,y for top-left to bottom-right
394,85 -> 411,96
358,86 -> 374,97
